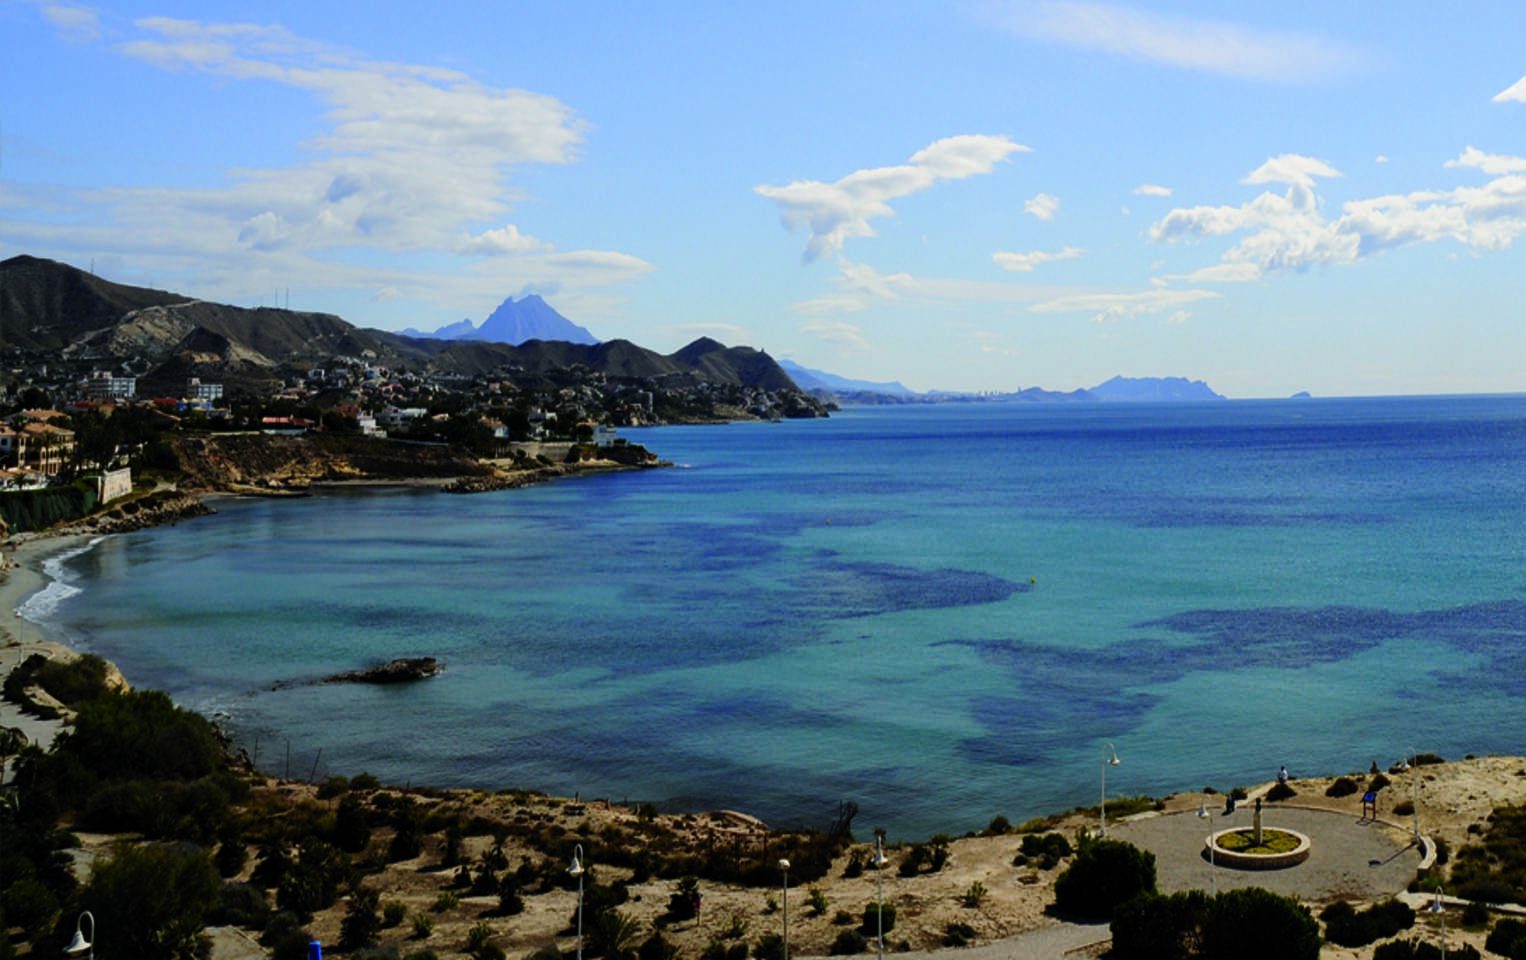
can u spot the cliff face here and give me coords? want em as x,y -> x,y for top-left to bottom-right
168,434 -> 490,492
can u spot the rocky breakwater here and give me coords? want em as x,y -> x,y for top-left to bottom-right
445,440 -> 668,494
62,491 -> 212,536
322,657 -> 441,685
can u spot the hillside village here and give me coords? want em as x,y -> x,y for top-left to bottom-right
0,256 -> 829,504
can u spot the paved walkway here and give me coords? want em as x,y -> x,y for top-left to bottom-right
889,920 -> 1111,960
1108,805 -> 1420,901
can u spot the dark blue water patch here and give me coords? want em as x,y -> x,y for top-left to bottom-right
788,561 -> 1029,620
947,598 -> 1526,771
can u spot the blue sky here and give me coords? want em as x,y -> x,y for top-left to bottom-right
5,1 -> 1526,397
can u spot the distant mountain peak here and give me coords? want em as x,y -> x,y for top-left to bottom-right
400,293 -> 597,346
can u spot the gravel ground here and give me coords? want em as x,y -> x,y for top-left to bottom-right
1108,805 -> 1420,901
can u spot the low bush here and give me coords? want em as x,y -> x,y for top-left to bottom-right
1372,939 -> 1480,960
1486,917 -> 1526,956
1327,777 -> 1360,798
82,842 -> 221,960
1113,888 -> 1319,960
211,882 -> 270,929
987,815 -> 1011,835
942,922 -> 977,947
340,885 -> 382,951
1052,838 -> 1157,919
1394,800 -> 1416,816
962,881 -> 987,907
861,902 -> 896,935
830,929 -> 867,955
639,932 -> 678,960
754,934 -> 784,960
1321,898 -> 1415,947
1266,781 -> 1297,802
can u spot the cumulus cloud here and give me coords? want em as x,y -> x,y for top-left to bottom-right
1133,183 -> 1172,197
992,245 -> 1084,272
458,224 -> 550,255
1025,192 -> 1060,220
1164,262 -> 1263,284
1,12 -> 654,317
1242,153 -> 1342,189
1493,76 -> 1526,103
1151,149 -> 1526,279
989,1 -> 1361,82
1375,155 -> 1390,164
1445,145 -> 1526,176
1030,287 -> 1220,323
755,134 -> 1029,261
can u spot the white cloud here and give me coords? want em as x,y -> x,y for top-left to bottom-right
992,245 -> 1084,272
1134,183 -> 1172,197
458,224 -> 551,256
800,320 -> 870,350
1375,155 -> 1389,164
1031,287 -> 1220,323
1242,154 -> 1342,189
1493,76 -> 1526,103
1151,150 -> 1526,278
1164,262 -> 1263,284
1166,310 -> 1191,325
756,135 -> 1029,262
789,258 -> 1070,314
0,14 -> 652,317
990,1 -> 1361,82
371,286 -> 401,302
40,4 -> 100,41
1445,146 -> 1526,176
1025,192 -> 1060,220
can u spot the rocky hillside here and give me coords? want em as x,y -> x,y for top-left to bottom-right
166,434 -> 491,492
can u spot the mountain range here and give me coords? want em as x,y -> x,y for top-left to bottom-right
399,293 -> 598,346
0,256 -> 797,395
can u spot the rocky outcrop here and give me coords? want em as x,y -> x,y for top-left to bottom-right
322,657 -> 441,685
60,493 -> 212,536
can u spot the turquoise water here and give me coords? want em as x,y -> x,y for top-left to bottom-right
24,396 -> 1526,839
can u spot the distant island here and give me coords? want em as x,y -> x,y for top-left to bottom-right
783,362 -> 1227,405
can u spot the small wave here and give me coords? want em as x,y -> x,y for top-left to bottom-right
16,536 -> 106,624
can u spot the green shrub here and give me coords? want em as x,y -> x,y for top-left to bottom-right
861,902 -> 896,935
1487,917 -> 1526,956
987,815 -> 1011,835
82,842 -> 221,960
335,794 -> 373,852
0,876 -> 59,936
808,886 -> 829,915
942,922 -> 976,947
432,890 -> 459,912
261,911 -> 314,960
1394,800 -> 1415,816
638,931 -> 678,960
31,654 -> 112,706
962,881 -> 987,908
316,775 -> 351,799
1053,838 -> 1157,919
830,929 -> 868,955
1110,889 -> 1210,960
1201,888 -> 1320,960
340,885 -> 382,950
411,914 -> 435,938
276,840 -> 351,918
1321,898 -> 1415,947
1326,777 -> 1360,798
383,899 -> 408,927
754,934 -> 784,960
1265,781 -> 1297,802
403,951 -> 440,960
1460,900 -> 1489,928
1372,939 -> 1480,960
211,882 -> 270,929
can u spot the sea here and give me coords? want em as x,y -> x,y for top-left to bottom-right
17,396 -> 1526,840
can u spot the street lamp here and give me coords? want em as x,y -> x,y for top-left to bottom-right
1100,742 -> 1121,836
1429,884 -> 1446,960
1399,748 -> 1421,844
1197,797 -> 1216,895
569,844 -> 586,960
779,858 -> 791,960
871,830 -> 889,960
63,910 -> 94,958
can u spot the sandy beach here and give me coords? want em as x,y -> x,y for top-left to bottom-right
0,532 -> 103,762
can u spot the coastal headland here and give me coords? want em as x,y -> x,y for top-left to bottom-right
5,536 -> 1526,958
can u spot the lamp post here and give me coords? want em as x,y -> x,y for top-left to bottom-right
569,844 -> 585,960
1429,884 -> 1446,960
1400,748 -> 1421,844
779,858 -> 791,960
1197,797 -> 1216,895
63,910 -> 94,958
1100,742 -> 1121,836
871,831 -> 889,960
